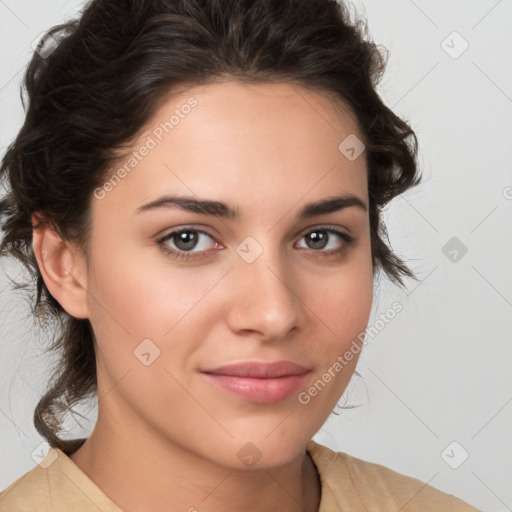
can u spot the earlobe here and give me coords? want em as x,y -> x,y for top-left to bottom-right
31,213 -> 90,319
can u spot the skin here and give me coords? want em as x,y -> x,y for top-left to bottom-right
32,81 -> 374,512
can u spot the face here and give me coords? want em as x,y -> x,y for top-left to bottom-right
81,81 -> 373,469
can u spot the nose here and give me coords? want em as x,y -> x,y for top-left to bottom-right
224,241 -> 304,342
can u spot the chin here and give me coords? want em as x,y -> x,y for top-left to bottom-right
216,431 -> 311,470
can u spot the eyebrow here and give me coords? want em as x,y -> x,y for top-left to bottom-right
134,193 -> 367,219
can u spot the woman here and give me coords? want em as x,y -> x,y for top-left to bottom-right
0,0 -> 480,510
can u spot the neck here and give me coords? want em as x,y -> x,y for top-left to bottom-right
69,411 -> 321,512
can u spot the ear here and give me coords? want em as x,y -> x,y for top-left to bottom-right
31,213 -> 90,319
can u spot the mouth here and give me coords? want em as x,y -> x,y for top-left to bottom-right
201,361 -> 311,403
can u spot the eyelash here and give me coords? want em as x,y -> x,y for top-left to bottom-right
155,226 -> 355,262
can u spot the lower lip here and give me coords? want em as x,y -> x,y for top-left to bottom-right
202,372 -> 309,403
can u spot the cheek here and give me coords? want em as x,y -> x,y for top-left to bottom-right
85,246 -> 229,381
298,244 -> 373,407
310,283 -> 372,392
308,247 -> 374,346
87,245 -> 215,334
85,254 -> 217,417
294,259 -> 373,431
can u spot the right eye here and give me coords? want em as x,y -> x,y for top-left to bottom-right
156,228 -> 222,261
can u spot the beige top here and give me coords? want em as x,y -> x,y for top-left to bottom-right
0,439 -> 481,511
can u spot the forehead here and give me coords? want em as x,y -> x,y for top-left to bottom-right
94,80 -> 368,222
148,80 -> 363,144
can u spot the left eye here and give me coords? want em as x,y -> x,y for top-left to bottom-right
296,228 -> 351,251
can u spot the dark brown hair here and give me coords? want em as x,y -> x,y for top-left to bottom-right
0,0 -> 421,455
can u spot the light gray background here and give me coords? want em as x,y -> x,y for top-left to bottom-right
1,1 -> 511,511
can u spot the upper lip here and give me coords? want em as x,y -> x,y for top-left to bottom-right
202,361 -> 310,378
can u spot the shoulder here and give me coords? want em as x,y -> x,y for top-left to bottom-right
306,440 -> 482,512
0,458 -> 53,511
0,447 -> 121,512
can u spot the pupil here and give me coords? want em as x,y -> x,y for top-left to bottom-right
308,231 -> 327,249
175,231 -> 198,251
